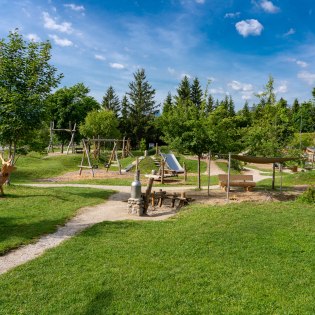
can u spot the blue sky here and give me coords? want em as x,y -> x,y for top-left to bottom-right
1,0 -> 315,110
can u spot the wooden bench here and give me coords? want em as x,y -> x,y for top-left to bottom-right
75,147 -> 83,154
218,174 -> 256,192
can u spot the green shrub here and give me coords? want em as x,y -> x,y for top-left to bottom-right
297,186 -> 315,203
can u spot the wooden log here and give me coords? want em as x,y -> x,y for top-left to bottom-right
151,191 -> 155,207
144,176 -> 154,213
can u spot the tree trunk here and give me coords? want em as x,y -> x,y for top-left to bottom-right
272,163 -> 275,190
197,155 -> 201,190
61,142 -> 64,154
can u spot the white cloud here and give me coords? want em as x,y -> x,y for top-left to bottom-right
26,33 -> 41,42
224,12 -> 240,19
288,58 -> 308,68
49,35 -> 73,47
296,60 -> 308,68
43,12 -> 73,34
235,19 -> 263,37
110,63 -> 125,69
64,4 -> 85,12
95,54 -> 106,61
210,88 -> 226,95
260,0 -> 280,13
228,80 -> 253,92
275,82 -> 288,93
298,71 -> 315,85
167,67 -> 176,75
284,28 -> 295,37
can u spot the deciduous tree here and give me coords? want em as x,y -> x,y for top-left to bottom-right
0,30 -> 62,157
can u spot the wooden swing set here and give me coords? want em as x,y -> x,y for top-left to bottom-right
47,121 -> 76,154
78,138 -> 132,177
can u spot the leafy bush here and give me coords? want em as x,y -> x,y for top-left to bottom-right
297,186 -> 315,203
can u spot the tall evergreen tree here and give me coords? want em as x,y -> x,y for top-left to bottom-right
162,92 -> 173,114
205,94 -> 215,115
127,69 -> 157,146
292,98 -> 300,115
102,86 -> 120,116
190,77 -> 203,110
228,95 -> 236,116
119,94 -> 130,138
175,76 -> 191,103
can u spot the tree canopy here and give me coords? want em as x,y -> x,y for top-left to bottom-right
0,30 -> 62,156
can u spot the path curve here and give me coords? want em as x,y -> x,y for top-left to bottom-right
0,184 -> 198,275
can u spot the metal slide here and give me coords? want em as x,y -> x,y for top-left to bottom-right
161,153 -> 184,173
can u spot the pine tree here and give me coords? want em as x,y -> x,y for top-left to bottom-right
190,77 -> 203,110
175,76 -> 191,103
119,94 -> 130,138
102,86 -> 120,116
205,94 -> 215,115
163,92 -> 173,114
292,98 -> 300,114
127,69 -> 157,146
228,95 -> 235,116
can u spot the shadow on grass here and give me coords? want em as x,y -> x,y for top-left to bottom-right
84,290 -> 113,315
0,217 -> 63,255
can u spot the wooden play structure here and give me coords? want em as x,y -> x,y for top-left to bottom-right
146,153 -> 185,184
78,138 -> 132,177
0,154 -> 16,196
47,121 -> 76,154
218,174 -> 256,192
141,175 -> 191,214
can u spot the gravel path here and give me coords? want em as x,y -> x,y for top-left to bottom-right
0,184 -> 197,275
0,162 -> 271,275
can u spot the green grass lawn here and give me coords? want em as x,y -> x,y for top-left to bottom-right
10,153 -> 82,182
176,155 -> 208,173
258,170 -> 315,188
0,185 -> 113,255
0,201 -> 314,314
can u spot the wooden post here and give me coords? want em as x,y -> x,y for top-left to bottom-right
207,151 -> 211,196
122,136 -> 126,159
151,191 -> 155,207
144,176 -> 154,213
171,193 -> 177,208
280,163 -> 283,192
47,121 -> 54,153
161,160 -> 165,184
158,189 -> 164,207
66,123 -> 76,155
183,162 -> 187,182
227,153 -> 231,202
272,163 -> 276,190
197,155 -> 201,190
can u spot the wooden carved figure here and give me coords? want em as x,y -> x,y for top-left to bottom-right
0,154 -> 16,196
